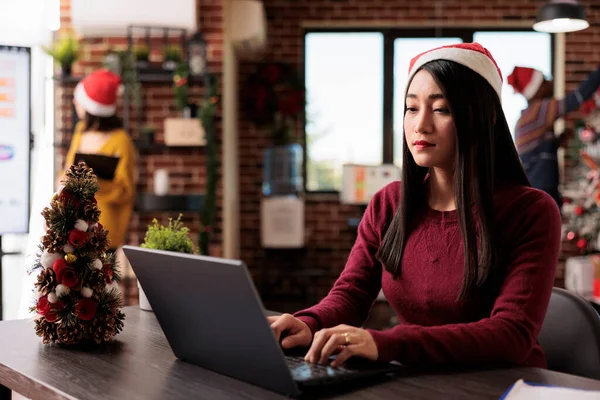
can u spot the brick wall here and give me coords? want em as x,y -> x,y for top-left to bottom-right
57,0 -> 223,246
55,0 -> 600,309
239,0 -> 600,310
57,0 -> 223,303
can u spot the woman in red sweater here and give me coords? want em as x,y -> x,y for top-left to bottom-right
269,43 -> 562,368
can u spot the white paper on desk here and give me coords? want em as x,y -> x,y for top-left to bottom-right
503,379 -> 600,400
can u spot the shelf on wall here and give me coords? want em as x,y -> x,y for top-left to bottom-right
135,193 -> 204,213
53,73 -> 205,85
135,141 -> 205,153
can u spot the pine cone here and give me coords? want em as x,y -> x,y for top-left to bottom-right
57,323 -> 85,345
36,268 -> 56,294
81,201 -> 101,224
86,229 -> 109,255
86,270 -> 107,294
34,319 -> 59,344
88,311 -> 124,344
41,231 -> 66,253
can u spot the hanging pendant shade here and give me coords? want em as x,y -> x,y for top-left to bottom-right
533,0 -> 589,33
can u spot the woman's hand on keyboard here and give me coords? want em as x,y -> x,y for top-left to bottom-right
304,325 -> 378,368
268,314 -> 312,349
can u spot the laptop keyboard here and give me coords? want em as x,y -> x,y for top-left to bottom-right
285,355 -> 353,380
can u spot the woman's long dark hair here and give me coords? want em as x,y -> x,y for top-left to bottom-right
376,60 -> 530,299
83,112 -> 122,133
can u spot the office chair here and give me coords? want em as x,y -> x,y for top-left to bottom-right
538,287 -> 600,380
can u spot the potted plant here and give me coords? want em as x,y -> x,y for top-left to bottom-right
43,33 -> 80,76
163,45 -> 183,71
138,214 -> 194,310
244,62 -> 305,196
138,124 -> 156,147
133,45 -> 150,71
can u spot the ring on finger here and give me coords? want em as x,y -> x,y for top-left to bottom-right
343,332 -> 351,345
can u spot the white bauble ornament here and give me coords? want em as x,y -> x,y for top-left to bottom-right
81,287 -> 93,298
40,250 -> 62,269
47,292 -> 58,303
74,219 -> 89,232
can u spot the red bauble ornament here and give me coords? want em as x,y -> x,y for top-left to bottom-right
59,190 -> 79,208
68,229 -> 87,247
102,264 -> 114,284
75,298 -> 97,321
577,238 -> 588,249
566,231 -> 576,241
36,296 -> 49,315
53,258 -> 67,274
61,269 -> 79,288
575,206 -> 585,216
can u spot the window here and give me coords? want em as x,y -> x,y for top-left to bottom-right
305,32 -> 383,192
304,29 -> 552,192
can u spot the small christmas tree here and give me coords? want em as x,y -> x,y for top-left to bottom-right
29,162 -> 125,345
562,119 -> 600,254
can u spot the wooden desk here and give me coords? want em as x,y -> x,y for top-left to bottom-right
0,307 -> 599,399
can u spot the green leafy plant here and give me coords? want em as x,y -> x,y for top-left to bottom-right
140,124 -> 156,135
141,214 -> 194,254
43,33 -> 80,74
163,45 -> 183,63
133,45 -> 150,62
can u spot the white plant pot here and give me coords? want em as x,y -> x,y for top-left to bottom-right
153,169 -> 170,196
138,280 -> 152,311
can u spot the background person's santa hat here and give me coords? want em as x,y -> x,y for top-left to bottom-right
74,69 -> 122,117
507,66 -> 545,100
407,42 -> 503,99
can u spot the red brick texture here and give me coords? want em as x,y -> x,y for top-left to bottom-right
57,0 -> 223,304
239,0 -> 600,307
56,0 -> 600,307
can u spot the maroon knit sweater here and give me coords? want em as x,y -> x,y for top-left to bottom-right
294,181 -> 562,367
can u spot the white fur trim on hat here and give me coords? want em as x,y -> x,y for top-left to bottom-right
74,82 -> 117,117
522,69 -> 544,100
408,47 -> 503,99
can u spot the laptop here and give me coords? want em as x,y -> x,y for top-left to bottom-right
122,246 -> 402,397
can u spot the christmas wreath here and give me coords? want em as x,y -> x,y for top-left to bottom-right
243,62 -> 304,146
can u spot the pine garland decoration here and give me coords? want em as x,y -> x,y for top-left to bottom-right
29,162 -> 125,345
199,73 -> 219,255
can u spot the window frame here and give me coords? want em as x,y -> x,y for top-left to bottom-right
303,27 -> 555,193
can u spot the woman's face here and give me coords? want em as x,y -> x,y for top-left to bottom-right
404,69 -> 457,171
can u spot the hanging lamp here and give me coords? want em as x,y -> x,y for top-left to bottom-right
533,0 -> 589,33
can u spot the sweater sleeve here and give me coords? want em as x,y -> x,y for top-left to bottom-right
564,65 -> 600,113
293,189 -> 385,334
367,192 -> 562,366
63,122 -> 83,172
96,134 -> 137,205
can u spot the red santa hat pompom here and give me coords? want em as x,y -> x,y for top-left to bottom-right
74,69 -> 122,117
407,42 -> 503,99
507,66 -> 545,100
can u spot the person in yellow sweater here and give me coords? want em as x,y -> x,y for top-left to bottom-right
59,69 -> 137,252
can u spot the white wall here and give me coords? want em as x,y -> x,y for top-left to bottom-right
0,0 -> 56,319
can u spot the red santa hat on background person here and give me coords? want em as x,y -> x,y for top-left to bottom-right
407,42 -> 503,99
74,69 -> 122,117
507,66 -> 545,100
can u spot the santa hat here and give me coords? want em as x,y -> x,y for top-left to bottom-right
507,66 -> 545,100
408,42 -> 503,99
74,69 -> 122,117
